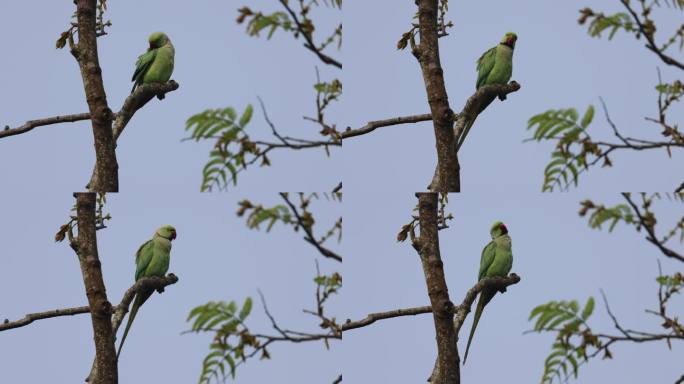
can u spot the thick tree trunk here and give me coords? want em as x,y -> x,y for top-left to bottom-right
75,0 -> 119,192
415,193 -> 460,383
74,192 -> 118,384
416,0 -> 460,192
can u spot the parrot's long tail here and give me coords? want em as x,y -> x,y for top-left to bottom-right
455,92 -> 497,152
463,295 -> 485,365
116,291 -> 152,360
463,289 -> 496,364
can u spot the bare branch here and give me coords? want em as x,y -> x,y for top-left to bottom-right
0,274 -> 178,333
341,306 -> 433,332
342,113 -> 434,140
0,113 -> 91,139
0,306 -> 90,332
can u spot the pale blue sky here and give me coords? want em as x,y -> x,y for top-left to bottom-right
1,1 -> 683,384
341,1 -> 683,384
1,1 -> 340,383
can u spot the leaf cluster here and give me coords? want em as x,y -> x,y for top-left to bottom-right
187,298 -> 256,383
185,105 -> 258,191
527,106 -> 599,191
529,298 -> 600,384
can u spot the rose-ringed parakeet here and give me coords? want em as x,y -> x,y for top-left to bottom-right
130,32 -> 175,93
116,225 -> 177,359
462,221 -> 513,364
456,32 -> 517,151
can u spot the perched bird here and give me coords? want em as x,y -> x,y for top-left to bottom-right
457,32 -> 517,150
116,225 -> 177,359
131,32 -> 175,93
463,221 -> 513,364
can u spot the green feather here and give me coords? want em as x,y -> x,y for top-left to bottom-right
116,226 -> 176,360
130,32 -> 175,93
463,221 -> 513,364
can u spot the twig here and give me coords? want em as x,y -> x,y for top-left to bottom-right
277,0 -> 342,69
622,193 -> 684,262
280,193 -> 342,262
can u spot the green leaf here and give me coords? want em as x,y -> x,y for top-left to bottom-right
580,105 -> 595,129
239,105 -> 254,127
581,297 -> 595,320
239,297 -> 253,321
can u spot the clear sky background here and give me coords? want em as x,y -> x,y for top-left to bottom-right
340,1 -> 683,384
1,1 -> 683,384
1,1 -> 341,383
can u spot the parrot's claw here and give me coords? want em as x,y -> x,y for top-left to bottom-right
498,94 -> 507,101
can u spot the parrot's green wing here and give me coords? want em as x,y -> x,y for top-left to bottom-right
475,46 -> 497,89
478,241 -> 496,281
134,240 -> 154,281
131,49 -> 157,92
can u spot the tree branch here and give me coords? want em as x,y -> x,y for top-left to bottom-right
73,192 -> 117,384
85,273 -> 179,383
87,80 -> 179,190
452,273 -> 521,335
0,274 -> 178,333
341,113 -> 434,140
341,274 -> 521,334
1,81 -> 178,144
74,0 -> 118,192
280,193 -> 342,262
0,113 -> 92,139
341,306 -> 433,332
414,192 -> 459,383
622,193 -> 684,263
428,81 -> 521,190
415,0 -> 459,192
621,0 -> 684,71
277,0 -> 342,69
0,306 -> 90,331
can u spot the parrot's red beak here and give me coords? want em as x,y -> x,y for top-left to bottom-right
171,231 -> 177,240
499,224 -> 508,234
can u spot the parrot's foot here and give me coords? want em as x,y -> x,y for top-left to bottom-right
156,93 -> 166,100
156,287 -> 165,293
498,94 -> 507,101
498,286 -> 508,293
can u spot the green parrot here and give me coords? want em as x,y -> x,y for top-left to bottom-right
457,32 -> 517,150
116,225 -> 177,360
130,32 -> 175,93
462,221 -> 513,364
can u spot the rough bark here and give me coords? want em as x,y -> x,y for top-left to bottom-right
75,0 -> 118,192
74,192 -> 117,384
428,81 -> 521,190
85,274 -> 179,383
415,192 -> 459,383
86,80 -> 179,189
416,0 -> 459,192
